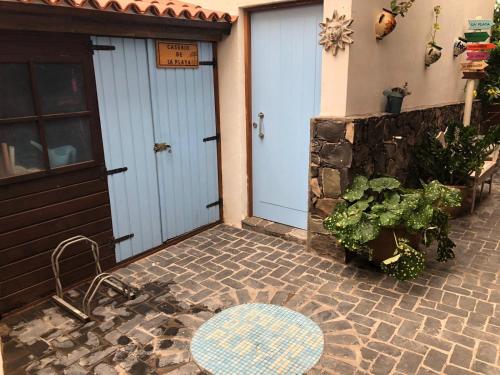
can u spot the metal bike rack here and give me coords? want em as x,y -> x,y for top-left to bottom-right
51,236 -> 135,321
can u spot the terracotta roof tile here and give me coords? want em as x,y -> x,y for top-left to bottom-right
14,0 -> 237,23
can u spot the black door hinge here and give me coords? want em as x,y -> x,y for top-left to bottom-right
203,133 -> 220,143
106,167 -> 128,176
206,199 -> 222,209
114,233 -> 134,244
90,42 -> 116,54
199,60 -> 217,67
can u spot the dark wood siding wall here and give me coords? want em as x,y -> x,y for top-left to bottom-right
0,32 -> 115,315
0,167 -> 115,314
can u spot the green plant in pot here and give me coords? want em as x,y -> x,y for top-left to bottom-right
383,82 -> 411,114
323,176 -> 461,281
414,122 -> 499,214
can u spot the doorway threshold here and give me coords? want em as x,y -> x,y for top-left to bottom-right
242,217 -> 306,245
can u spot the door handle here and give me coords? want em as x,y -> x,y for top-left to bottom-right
154,143 -> 172,153
253,112 -> 265,139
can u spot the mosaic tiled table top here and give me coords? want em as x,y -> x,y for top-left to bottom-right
191,303 -> 324,375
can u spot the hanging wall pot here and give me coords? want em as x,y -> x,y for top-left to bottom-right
425,5 -> 443,67
375,9 -> 398,40
376,1 -> 416,40
453,38 -> 467,57
425,43 -> 443,67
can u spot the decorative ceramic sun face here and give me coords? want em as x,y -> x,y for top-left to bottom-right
319,10 -> 354,56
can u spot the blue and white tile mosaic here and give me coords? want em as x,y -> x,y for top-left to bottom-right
191,303 -> 324,375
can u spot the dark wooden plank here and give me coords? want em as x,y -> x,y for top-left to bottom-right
0,191 -> 109,234
0,218 -> 112,265
246,0 -> 323,12
0,6 -> 228,42
0,166 -> 104,201
212,43 -> 224,222
244,12 -> 254,217
0,254 -> 115,315
0,244 -> 115,297
0,205 -> 111,250
0,3 -> 232,32
0,230 -> 113,282
0,29 -> 91,55
0,31 -> 114,316
0,178 -> 107,216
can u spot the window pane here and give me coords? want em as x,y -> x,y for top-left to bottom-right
44,117 -> 92,168
0,123 -> 45,178
0,64 -> 35,118
35,64 -> 87,114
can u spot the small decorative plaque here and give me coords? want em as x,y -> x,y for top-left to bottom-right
156,41 -> 199,68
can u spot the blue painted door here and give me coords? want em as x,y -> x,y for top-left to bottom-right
251,5 -> 322,229
93,37 -> 220,261
92,37 -> 163,262
147,41 -> 220,240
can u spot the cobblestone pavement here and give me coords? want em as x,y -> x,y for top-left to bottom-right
1,185 -> 499,375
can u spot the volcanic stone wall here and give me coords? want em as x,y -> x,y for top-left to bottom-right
308,102 -> 482,256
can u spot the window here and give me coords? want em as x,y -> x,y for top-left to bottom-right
0,61 -> 95,180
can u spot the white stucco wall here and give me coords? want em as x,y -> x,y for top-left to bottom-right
195,0 -> 349,227
194,0 -> 495,227
195,0 -> 328,227
346,0 -> 495,116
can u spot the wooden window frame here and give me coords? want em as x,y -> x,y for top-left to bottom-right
0,35 -> 102,186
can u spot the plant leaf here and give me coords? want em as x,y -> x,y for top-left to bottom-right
406,204 -> 434,231
379,211 -> 401,227
369,177 -> 401,193
382,253 -> 402,265
343,176 -> 369,202
351,218 -> 380,243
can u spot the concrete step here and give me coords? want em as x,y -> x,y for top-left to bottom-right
242,217 -> 307,245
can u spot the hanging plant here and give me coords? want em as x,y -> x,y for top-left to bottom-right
375,0 -> 416,40
390,0 -> 416,17
425,5 -> 443,67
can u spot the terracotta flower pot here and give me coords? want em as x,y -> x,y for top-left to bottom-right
368,228 -> 421,264
375,8 -> 397,40
425,43 -> 443,67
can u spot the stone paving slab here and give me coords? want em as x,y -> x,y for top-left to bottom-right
1,184 -> 499,375
242,217 -> 307,245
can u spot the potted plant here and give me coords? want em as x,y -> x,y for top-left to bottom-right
323,176 -> 461,281
425,6 -> 443,67
414,122 -> 499,215
375,0 -> 416,40
383,82 -> 411,114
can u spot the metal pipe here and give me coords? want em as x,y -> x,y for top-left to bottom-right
463,79 -> 476,126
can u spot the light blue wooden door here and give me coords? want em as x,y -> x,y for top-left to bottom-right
147,41 -> 220,240
251,5 -> 322,229
92,37 -> 163,262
